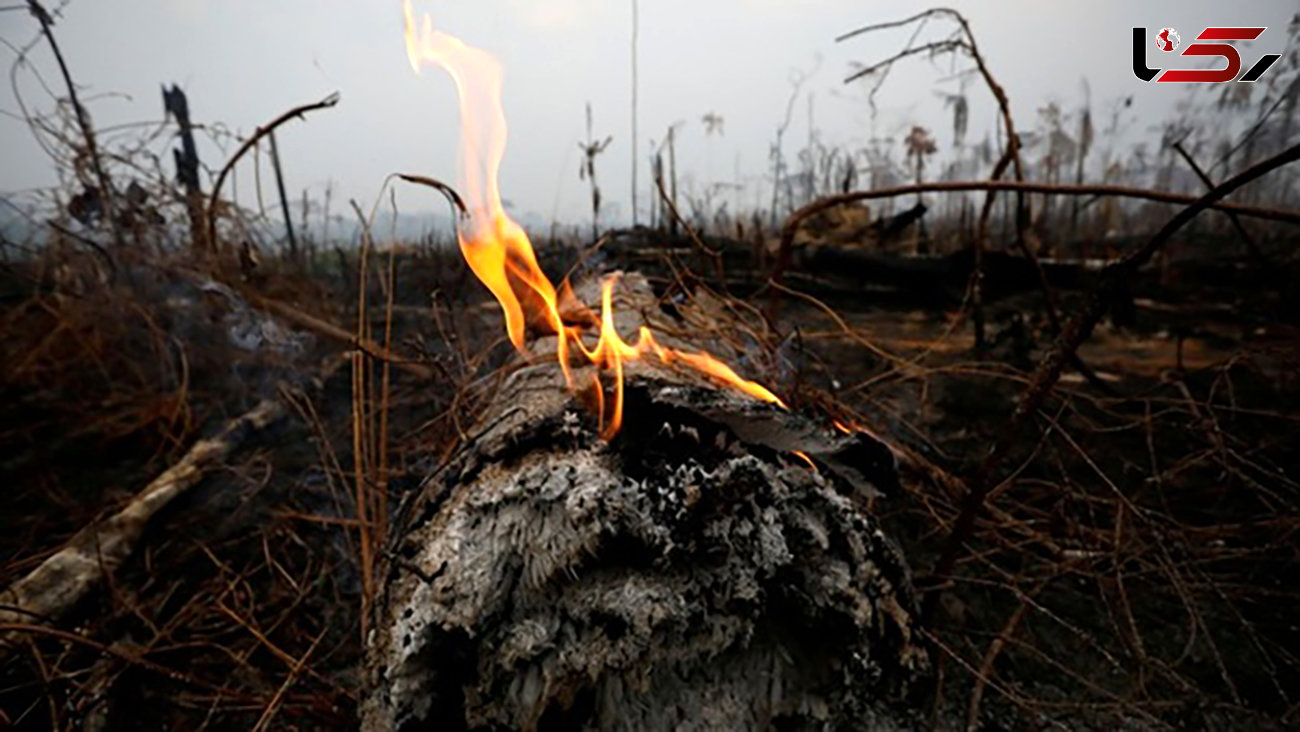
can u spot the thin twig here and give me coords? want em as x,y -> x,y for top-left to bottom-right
654,174 -> 725,285
843,40 -> 968,84
0,623 -> 253,698
27,0 -> 121,245
350,199 -> 375,639
250,627 -> 327,732
1171,140 -> 1269,266
396,173 -> 468,220
966,577 -> 1050,730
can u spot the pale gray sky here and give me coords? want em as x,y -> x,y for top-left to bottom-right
1,0 -> 1295,228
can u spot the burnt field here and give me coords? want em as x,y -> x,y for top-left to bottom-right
3,3 -> 1300,730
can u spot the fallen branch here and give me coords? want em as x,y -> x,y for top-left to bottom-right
0,398 -> 284,650
768,176 -> 1300,321
240,287 -> 435,381
775,179 -> 1300,274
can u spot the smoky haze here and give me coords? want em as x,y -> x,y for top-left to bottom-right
1,0 -> 1295,234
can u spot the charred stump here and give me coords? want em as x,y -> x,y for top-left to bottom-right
361,275 -> 928,730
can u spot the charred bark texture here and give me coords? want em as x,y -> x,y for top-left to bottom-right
362,276 -> 927,731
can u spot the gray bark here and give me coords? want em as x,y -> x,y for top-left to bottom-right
362,275 -> 928,731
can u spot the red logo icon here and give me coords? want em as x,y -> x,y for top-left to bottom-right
1156,28 -> 1180,52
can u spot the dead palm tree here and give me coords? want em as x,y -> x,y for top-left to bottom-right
579,102 -> 613,242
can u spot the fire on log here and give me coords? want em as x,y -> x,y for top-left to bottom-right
361,274 -> 928,730
371,11 -> 927,727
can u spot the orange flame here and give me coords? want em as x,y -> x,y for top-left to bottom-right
403,1 -> 783,438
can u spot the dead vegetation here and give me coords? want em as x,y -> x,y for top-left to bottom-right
2,2 -> 1300,729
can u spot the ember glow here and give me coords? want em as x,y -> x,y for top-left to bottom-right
402,0 -> 783,438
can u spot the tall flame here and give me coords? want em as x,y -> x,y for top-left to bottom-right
403,1 -> 782,438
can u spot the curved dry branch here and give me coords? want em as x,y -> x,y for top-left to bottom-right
395,173 -> 468,221
205,91 -> 340,250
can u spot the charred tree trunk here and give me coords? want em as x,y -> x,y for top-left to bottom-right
362,275 -> 928,730
162,84 -> 208,252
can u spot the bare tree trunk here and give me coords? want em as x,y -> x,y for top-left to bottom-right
361,275 -> 927,731
630,0 -> 639,228
162,84 -> 208,252
268,130 -> 298,260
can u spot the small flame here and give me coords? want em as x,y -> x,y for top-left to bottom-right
792,450 -> 817,472
403,1 -> 783,438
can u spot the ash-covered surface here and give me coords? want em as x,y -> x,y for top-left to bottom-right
363,365 -> 928,731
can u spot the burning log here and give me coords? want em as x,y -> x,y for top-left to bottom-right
369,11 -> 925,727
361,274 -> 927,730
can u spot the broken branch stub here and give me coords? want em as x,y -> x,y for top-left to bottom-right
362,275 -> 927,730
